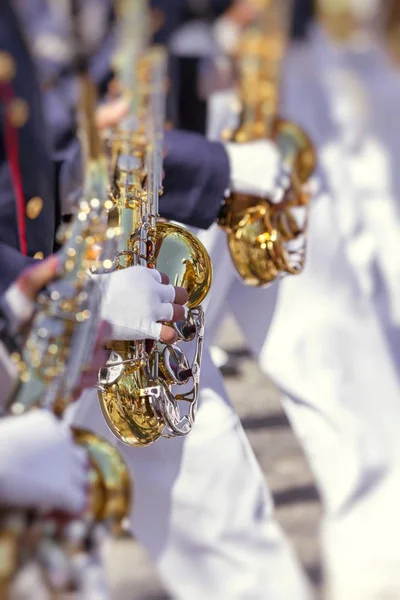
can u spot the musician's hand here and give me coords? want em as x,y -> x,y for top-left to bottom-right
15,255 -> 60,300
95,97 -> 129,130
0,411 -> 89,515
94,266 -> 188,345
2,255 -> 60,334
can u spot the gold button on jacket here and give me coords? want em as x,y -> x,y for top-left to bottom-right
26,196 -> 43,219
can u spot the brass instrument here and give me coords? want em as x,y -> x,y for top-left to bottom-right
1,73 -> 131,596
97,0 -> 212,447
218,0 -> 316,287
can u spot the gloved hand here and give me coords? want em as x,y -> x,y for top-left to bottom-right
0,411 -> 88,515
95,266 -> 188,344
224,140 -> 290,203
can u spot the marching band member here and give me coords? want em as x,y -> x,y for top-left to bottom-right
200,1 -> 400,598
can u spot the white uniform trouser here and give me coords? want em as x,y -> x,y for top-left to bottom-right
70,348 -> 311,600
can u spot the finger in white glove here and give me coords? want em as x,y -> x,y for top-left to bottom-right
94,265 -> 176,341
0,411 -> 88,515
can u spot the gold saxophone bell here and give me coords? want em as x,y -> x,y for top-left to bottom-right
72,428 -> 132,534
98,222 -> 212,446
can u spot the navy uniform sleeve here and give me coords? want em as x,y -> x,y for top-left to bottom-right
161,129 -> 230,229
0,1 -> 57,294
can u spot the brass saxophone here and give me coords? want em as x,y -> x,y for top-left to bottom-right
218,0 -> 316,287
97,0 -> 212,447
1,74 -> 131,595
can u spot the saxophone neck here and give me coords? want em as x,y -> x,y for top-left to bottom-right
233,1 -> 291,141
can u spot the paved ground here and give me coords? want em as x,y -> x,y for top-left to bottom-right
107,314 -> 323,599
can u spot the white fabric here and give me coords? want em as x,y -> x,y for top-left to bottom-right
224,140 -> 286,201
200,22 -> 400,600
0,411 -> 88,515
3,284 -> 35,334
69,347 -> 312,600
12,562 -> 50,600
94,266 -> 175,341
0,341 -> 18,409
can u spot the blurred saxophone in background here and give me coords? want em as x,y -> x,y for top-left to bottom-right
0,46 -> 131,599
98,0 -> 212,447
218,0 -> 316,286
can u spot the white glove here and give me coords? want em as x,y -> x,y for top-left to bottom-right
0,411 -> 88,515
0,341 -> 19,411
224,140 -> 290,203
2,283 -> 35,335
95,265 -> 176,341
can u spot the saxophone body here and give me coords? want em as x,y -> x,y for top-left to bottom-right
98,5 -> 212,447
0,76 -> 131,595
219,1 -> 316,287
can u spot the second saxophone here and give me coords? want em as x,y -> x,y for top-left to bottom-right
98,0 -> 212,446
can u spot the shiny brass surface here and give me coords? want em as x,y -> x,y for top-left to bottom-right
219,3 -> 316,286
154,222 -> 212,309
72,429 -> 131,534
99,346 -> 166,446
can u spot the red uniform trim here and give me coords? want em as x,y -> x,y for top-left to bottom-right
0,81 -> 27,255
